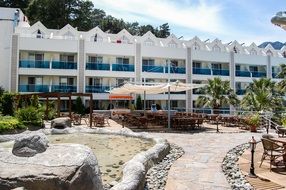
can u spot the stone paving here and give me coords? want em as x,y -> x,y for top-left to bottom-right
149,131 -> 263,190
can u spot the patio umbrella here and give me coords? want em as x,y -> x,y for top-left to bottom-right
108,82 -> 205,128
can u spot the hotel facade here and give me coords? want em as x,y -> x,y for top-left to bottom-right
1,7 -> 286,113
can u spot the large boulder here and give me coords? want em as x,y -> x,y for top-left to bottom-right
51,117 -> 72,129
12,133 -> 49,157
0,144 -> 103,190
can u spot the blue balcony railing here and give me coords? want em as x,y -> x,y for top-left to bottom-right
85,85 -> 110,93
142,65 -> 164,73
251,71 -> 266,78
18,84 -> 49,92
193,67 -> 211,75
165,66 -> 186,74
112,64 -> 134,72
236,89 -> 246,95
52,61 -> 77,69
272,72 -> 283,78
19,60 -> 50,69
212,69 -> 229,76
236,70 -> 251,77
86,63 -> 110,70
51,85 -> 77,92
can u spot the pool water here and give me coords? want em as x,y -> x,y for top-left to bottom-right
48,133 -> 154,184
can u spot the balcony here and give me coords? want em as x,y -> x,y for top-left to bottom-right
19,60 -> 50,69
112,64 -> 134,72
85,85 -> 110,93
86,63 -> 110,71
236,89 -> 246,95
142,65 -> 164,73
18,84 -> 49,92
251,71 -> 266,78
272,72 -> 283,78
52,61 -> 77,69
212,69 -> 229,76
235,70 -> 251,77
193,67 -> 211,75
166,66 -> 186,74
51,85 -> 77,92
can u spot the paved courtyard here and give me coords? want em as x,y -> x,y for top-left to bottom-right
149,131 -> 262,190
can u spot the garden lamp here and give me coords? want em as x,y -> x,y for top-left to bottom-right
249,136 -> 257,178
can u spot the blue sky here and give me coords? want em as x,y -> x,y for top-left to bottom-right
92,0 -> 286,45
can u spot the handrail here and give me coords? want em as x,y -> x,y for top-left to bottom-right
260,115 -> 282,134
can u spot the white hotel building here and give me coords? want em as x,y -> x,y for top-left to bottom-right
1,7 -> 286,113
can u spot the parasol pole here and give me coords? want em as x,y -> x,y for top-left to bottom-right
168,60 -> 171,129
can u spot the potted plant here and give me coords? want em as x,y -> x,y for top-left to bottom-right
247,114 -> 260,132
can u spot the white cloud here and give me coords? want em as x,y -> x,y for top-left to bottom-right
92,0 -> 224,34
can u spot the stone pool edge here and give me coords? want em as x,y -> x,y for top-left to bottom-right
0,126 -> 171,190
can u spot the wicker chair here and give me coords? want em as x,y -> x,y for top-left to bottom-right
260,138 -> 286,171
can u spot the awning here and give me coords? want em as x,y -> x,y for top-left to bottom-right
109,95 -> 133,100
109,81 -> 206,94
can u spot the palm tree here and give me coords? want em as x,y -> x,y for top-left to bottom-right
241,78 -> 283,112
195,77 -> 239,113
277,64 -> 286,93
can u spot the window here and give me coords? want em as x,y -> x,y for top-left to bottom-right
250,49 -> 257,55
193,42 -> 200,50
266,50 -> 273,56
235,65 -> 240,71
212,45 -> 221,52
89,56 -> 103,63
60,77 -> 74,86
193,62 -> 201,68
116,78 -> 126,87
168,42 -> 177,48
283,51 -> 286,58
249,66 -> 258,72
142,59 -> 155,66
170,60 -> 178,67
211,63 -> 221,70
116,57 -> 129,64
121,35 -> 129,43
233,46 -> 239,53
36,30 -> 43,38
144,38 -> 154,46
60,55 -> 74,62
63,31 -> 74,40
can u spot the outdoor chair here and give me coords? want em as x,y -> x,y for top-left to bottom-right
260,138 -> 286,171
71,113 -> 81,125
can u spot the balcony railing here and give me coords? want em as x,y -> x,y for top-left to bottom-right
142,65 -> 164,73
51,85 -> 77,92
112,64 -> 134,72
235,70 -> 251,77
19,60 -> 50,69
272,72 -> 283,78
165,66 -> 186,74
52,61 -> 77,69
251,71 -> 266,78
212,69 -> 229,76
193,67 -> 211,75
85,85 -> 110,93
86,63 -> 110,71
236,89 -> 246,95
18,84 -> 49,92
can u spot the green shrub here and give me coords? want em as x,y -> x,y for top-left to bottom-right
16,106 -> 43,126
0,116 -> 26,133
281,113 -> 286,127
1,93 -> 15,116
75,97 -> 85,115
136,95 -> 142,110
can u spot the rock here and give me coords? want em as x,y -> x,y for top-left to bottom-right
51,117 -> 72,129
0,144 -> 103,190
109,181 -> 119,187
12,133 -> 49,157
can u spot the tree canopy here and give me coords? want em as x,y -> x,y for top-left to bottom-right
2,0 -> 171,37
